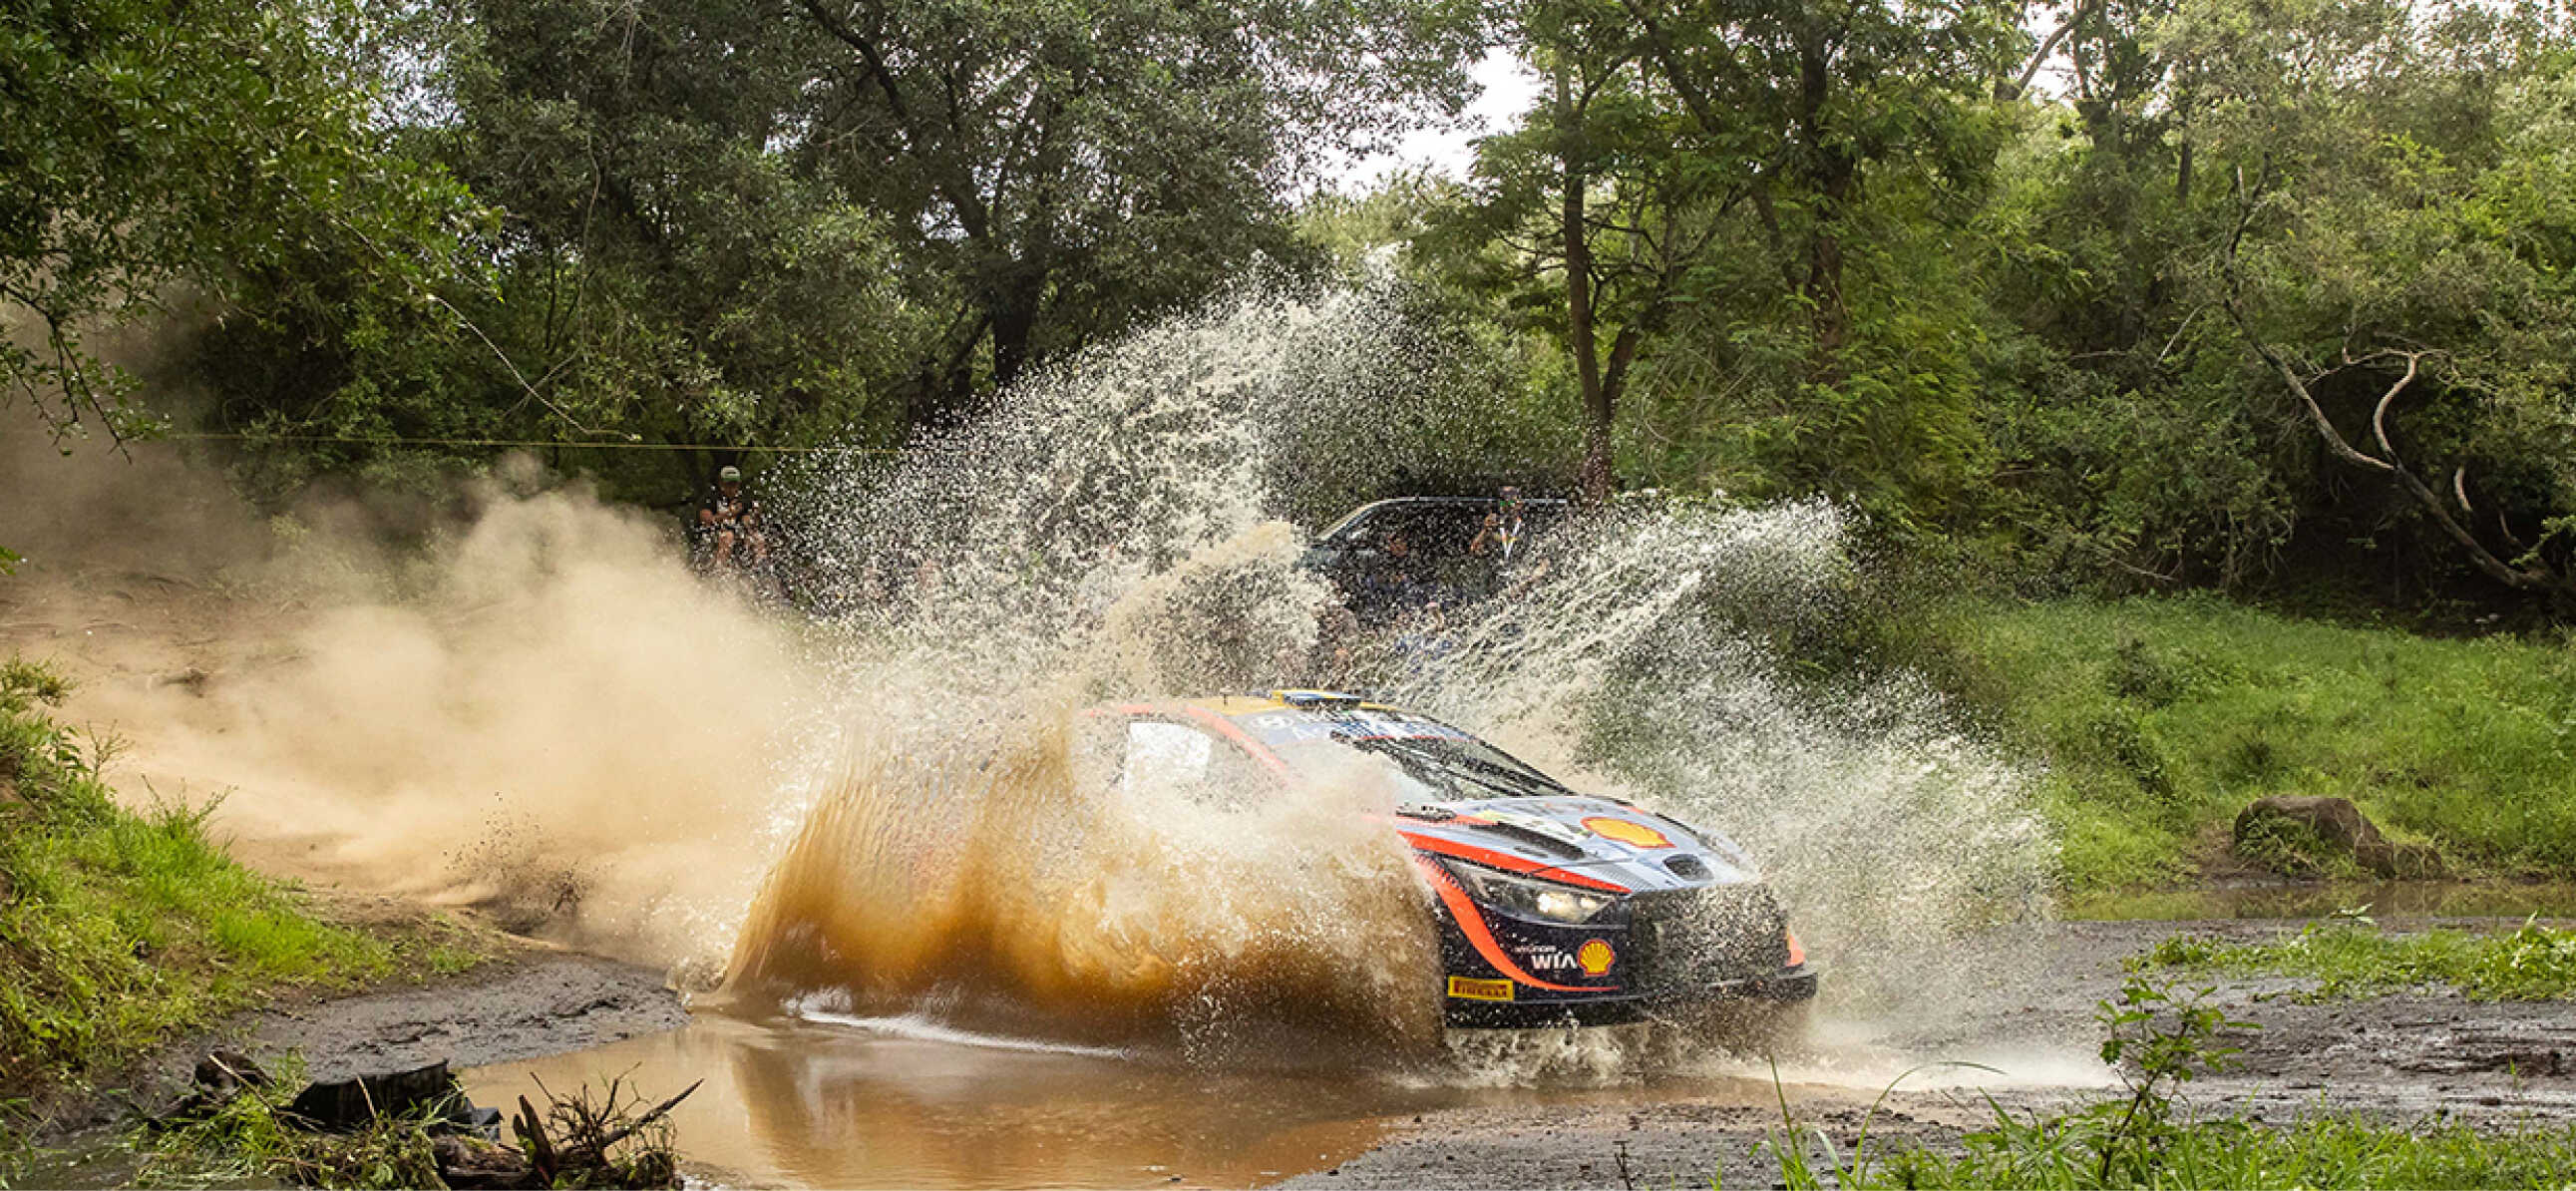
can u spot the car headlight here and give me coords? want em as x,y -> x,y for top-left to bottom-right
1441,860 -> 1615,924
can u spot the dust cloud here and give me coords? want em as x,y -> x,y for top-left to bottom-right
0,419 -> 820,978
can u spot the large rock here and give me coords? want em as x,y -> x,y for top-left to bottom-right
2233,795 -> 2446,879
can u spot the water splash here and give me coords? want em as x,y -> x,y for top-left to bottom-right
1389,499 -> 2055,1009
721,280 -> 2054,1065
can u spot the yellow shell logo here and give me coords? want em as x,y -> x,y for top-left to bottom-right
1577,940 -> 1616,976
1583,816 -> 1672,849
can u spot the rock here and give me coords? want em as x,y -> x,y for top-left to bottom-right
2233,795 -> 2447,879
286,1060 -> 466,1132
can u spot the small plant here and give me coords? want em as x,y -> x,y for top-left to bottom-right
2088,976 -> 2255,1183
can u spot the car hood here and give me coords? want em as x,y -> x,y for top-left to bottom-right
1393,794 -> 1760,895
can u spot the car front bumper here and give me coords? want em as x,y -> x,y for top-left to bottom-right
1441,963 -> 1820,1028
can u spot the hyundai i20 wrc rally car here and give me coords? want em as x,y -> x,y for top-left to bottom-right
1091,690 -> 1818,1030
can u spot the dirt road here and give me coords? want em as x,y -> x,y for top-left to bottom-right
1288,917 -> 2576,1189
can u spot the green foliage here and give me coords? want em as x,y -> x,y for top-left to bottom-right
1929,596 -> 2576,888
2139,920 -> 2576,1002
1428,0 -> 2024,508
0,659 -> 478,1135
134,1056 -> 441,1190
173,0 -> 1484,507
0,0 -> 476,445
2085,977 -> 2253,1184
130,1064 -> 689,1190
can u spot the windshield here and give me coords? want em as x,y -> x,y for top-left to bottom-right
1236,708 -> 1570,804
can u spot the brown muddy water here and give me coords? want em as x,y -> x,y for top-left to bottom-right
459,1008 -> 1860,1190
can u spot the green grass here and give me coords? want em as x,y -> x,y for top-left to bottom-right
132,1055 -> 448,1191
2135,921 -> 2576,1001
0,660 -> 478,1151
1927,595 -> 2576,890
1866,1112 -> 2576,1189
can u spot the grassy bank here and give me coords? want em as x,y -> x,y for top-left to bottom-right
0,660 -> 475,1152
1927,596 -> 2576,890
2138,921 -> 2576,1001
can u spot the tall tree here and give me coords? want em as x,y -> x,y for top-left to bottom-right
1437,0 -> 1725,501
786,0 -> 1484,422
1440,0 -> 2019,509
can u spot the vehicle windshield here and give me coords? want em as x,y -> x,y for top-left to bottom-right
1239,708 -> 1570,805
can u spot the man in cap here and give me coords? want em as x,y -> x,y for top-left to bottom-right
697,464 -> 770,571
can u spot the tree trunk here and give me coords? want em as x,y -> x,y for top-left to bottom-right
987,275 -> 1043,391
1795,32 -> 1852,379
1558,65 -> 1615,505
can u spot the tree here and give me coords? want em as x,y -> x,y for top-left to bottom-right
1437,0 -> 2020,511
2189,0 -> 2576,602
180,0 -> 930,502
1,0 -> 471,444
785,0 -> 1484,421
1435,0 -> 1722,502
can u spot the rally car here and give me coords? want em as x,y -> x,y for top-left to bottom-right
1093,690 -> 1817,1031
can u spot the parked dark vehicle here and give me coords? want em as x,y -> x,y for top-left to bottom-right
1307,496 -> 1570,623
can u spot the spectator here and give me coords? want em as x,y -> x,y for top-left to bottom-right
1469,485 -> 1532,565
697,465 -> 771,571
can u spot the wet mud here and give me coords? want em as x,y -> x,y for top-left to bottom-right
1291,917 -> 2576,1190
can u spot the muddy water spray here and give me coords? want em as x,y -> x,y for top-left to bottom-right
3,281 -> 2054,1064
725,284 -> 2052,1059
1393,499 -> 2054,1011
721,286 -> 1455,1052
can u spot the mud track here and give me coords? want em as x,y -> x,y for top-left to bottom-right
1289,917 -> 2576,1189
157,947 -> 690,1090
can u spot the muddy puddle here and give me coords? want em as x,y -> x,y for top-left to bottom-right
459,1008 -> 1895,1190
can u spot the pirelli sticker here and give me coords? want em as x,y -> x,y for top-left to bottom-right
1446,976 -> 1514,1001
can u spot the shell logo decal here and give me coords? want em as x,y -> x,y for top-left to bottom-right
1582,816 -> 1673,850
1577,940 -> 1616,976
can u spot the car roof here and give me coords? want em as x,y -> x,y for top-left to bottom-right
1317,496 -> 1570,541
1175,691 -> 1408,718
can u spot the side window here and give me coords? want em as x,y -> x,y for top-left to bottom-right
1122,720 -> 1212,799
1120,719 -> 1279,810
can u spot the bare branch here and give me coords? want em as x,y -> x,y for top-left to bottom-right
2217,165 -> 2568,598
2369,351 -> 2422,461
2004,1 -> 2096,101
